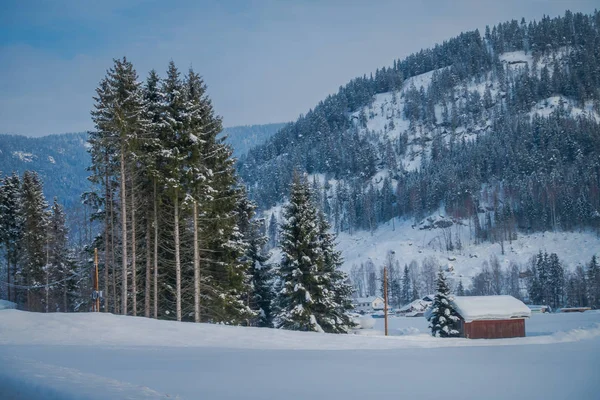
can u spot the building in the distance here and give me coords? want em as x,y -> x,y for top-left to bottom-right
451,295 -> 531,339
352,296 -> 384,314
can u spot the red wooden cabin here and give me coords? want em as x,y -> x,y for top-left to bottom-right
451,296 -> 531,339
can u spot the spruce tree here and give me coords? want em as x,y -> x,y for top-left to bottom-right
428,269 -> 460,338
401,264 -> 411,305
456,280 -> 465,296
237,196 -> 273,327
274,174 -> 354,333
19,171 -> 49,311
0,173 -> 22,303
588,256 -> 600,309
314,212 -> 354,333
47,198 -> 78,312
268,213 -> 278,249
90,57 -> 147,316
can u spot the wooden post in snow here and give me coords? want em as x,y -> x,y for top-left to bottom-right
384,266 -> 388,336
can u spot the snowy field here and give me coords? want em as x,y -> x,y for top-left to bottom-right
1,310 -> 599,399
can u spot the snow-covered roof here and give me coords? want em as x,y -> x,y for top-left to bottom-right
451,296 -> 531,322
398,295 -> 434,313
353,296 -> 383,303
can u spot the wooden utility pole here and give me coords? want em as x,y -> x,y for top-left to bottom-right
94,248 -> 100,312
384,266 -> 388,336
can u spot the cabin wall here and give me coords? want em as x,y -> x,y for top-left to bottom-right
463,319 -> 525,339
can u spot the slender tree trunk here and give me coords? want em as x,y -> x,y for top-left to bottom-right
45,271 -> 49,313
6,258 -> 10,303
63,273 -> 67,312
131,177 -> 137,317
120,151 -> 128,315
145,217 -> 151,318
153,180 -> 159,319
193,200 -> 200,322
110,185 -> 117,314
104,158 -> 110,313
45,239 -> 49,313
174,188 -> 181,322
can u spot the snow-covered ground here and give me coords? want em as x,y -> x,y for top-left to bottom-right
1,309 -> 599,399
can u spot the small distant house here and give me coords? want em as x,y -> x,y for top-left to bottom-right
451,295 -> 531,339
528,305 -> 551,313
397,294 -> 435,317
353,296 -> 384,314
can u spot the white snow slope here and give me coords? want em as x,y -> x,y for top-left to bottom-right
335,216 -> 600,278
1,309 -> 599,399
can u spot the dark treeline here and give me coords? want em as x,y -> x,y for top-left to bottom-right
241,10 -> 600,241
349,250 -> 600,310
0,171 -> 86,312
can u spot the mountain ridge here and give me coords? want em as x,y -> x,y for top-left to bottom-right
242,11 -> 600,243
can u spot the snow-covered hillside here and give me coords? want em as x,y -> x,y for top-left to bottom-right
349,49 -> 599,174
335,216 -> 600,275
259,49 -> 600,287
1,309 -> 599,399
265,204 -> 600,291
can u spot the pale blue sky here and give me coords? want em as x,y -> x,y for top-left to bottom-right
0,0 -> 597,136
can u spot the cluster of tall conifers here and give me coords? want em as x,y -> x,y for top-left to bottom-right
87,58 -> 356,331
0,171 -> 78,311
88,58 -> 266,324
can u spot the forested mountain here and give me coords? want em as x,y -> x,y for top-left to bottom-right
0,123 -> 285,238
221,123 -> 287,158
241,11 -> 600,241
0,133 -> 90,210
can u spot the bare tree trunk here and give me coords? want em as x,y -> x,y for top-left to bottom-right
104,157 -> 110,313
45,272 -> 49,313
45,239 -> 49,313
6,258 -> 10,303
193,200 -> 200,323
145,217 -> 151,318
131,178 -> 137,317
110,186 -> 117,314
63,273 -> 67,312
174,188 -> 181,322
120,151 -> 128,315
153,179 -> 158,319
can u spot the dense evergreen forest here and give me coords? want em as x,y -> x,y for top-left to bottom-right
221,123 -> 287,158
241,11 -> 600,240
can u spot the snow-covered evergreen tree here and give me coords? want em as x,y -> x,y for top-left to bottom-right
19,171 -> 49,311
274,174 -> 354,333
237,196 -> 274,327
47,198 -> 78,312
0,173 -> 22,303
456,280 -> 465,296
401,264 -> 411,305
314,212 -> 354,333
428,269 -> 460,338
588,256 -> 600,309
